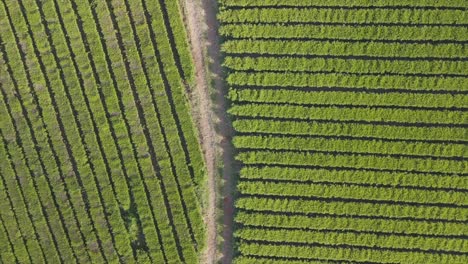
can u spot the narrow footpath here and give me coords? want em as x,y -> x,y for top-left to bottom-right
181,0 -> 235,263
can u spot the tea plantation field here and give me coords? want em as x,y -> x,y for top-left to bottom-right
1,0 -> 467,263
219,0 -> 468,263
0,0 -> 205,262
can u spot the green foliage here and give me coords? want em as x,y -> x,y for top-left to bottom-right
227,72 -> 466,92
233,135 -> 466,158
236,197 -> 467,221
238,242 -> 468,263
233,119 -> 466,141
219,0 -> 468,8
219,8 -> 468,24
222,40 -> 468,58
163,0 -> 195,82
235,211 -> 468,237
224,56 -> 468,75
229,103 -> 467,125
220,24 -> 468,41
238,181 -> 466,206
239,167 -> 468,190
235,256 -> 323,264
0,0 -> 206,262
236,227 -> 468,253
220,0 -> 468,263
237,150 -> 466,174
228,88 -> 468,108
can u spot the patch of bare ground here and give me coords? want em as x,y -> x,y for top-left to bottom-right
180,0 -> 236,263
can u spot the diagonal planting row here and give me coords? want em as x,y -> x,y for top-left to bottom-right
0,0 -> 206,262
43,0 -> 172,261
0,1 -> 108,262
0,173 -> 18,264
55,0 -> 172,261
91,0 -> 203,261
0,0 -> 132,261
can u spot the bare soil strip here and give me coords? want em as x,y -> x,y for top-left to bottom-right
181,0 -> 236,263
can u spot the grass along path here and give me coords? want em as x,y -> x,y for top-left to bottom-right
181,0 -> 236,263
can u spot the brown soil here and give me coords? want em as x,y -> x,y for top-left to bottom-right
180,0 -> 235,263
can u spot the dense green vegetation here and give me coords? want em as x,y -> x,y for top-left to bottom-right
219,0 -> 468,263
0,0 -> 206,262
1,0 -> 468,263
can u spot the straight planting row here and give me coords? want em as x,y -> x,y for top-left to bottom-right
219,0 -> 468,9
233,135 -> 467,158
218,8 -> 468,24
232,119 -> 467,142
222,40 -> 468,59
236,197 -> 468,222
228,89 -> 468,109
224,57 -> 468,76
235,211 -> 468,237
237,150 -> 467,174
228,103 -> 468,126
237,180 -> 467,206
235,227 -> 468,254
227,72 -> 467,92
220,24 -> 468,42
239,167 -> 468,191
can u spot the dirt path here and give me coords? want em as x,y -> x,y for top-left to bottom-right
181,0 -> 235,263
